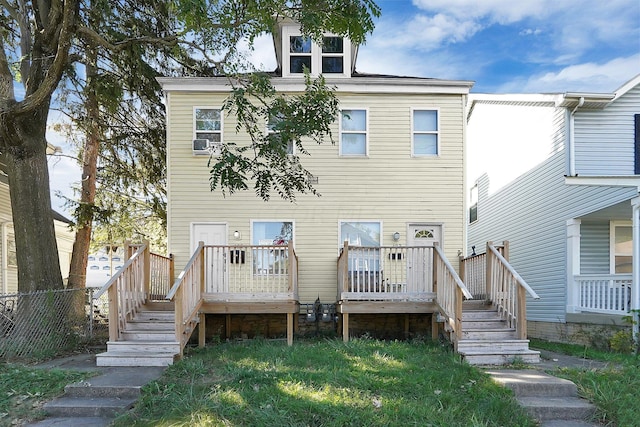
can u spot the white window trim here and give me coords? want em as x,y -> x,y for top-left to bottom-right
338,220 -> 383,248
250,219 -> 296,247
411,107 -> 440,157
339,107 -> 369,157
266,118 -> 295,155
281,26 -> 350,78
193,106 -> 223,156
469,183 -> 478,224
610,220 -> 633,274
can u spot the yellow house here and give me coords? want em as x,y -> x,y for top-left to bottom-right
158,21 -> 473,341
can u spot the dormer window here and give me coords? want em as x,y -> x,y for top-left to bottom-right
282,26 -> 351,78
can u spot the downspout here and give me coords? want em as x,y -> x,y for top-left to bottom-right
632,196 -> 640,345
568,97 -> 584,177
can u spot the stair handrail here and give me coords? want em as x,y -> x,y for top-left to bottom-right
94,242 -> 149,342
486,241 -> 540,340
166,241 -> 204,356
433,244 -> 472,342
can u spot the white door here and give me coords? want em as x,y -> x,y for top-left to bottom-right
191,223 -> 227,292
407,224 -> 442,292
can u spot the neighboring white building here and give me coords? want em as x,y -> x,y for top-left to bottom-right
467,74 -> 640,341
85,247 -> 125,288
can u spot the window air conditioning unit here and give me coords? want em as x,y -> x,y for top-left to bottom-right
192,139 -> 222,156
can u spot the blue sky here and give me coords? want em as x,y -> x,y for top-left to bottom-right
356,0 -> 640,92
48,0 -> 640,216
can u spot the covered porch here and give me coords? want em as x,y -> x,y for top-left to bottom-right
566,197 -> 639,322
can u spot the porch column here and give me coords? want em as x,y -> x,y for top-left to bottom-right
566,219 -> 581,313
632,197 -> 640,343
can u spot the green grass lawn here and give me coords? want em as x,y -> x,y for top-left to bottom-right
113,338 -> 537,427
531,339 -> 640,426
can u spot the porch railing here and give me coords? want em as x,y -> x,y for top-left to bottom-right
202,241 -> 298,299
166,242 -> 204,355
485,241 -> 540,339
459,243 -> 506,299
337,243 -> 439,300
433,245 -> 473,342
575,274 -> 632,314
94,243 -> 147,342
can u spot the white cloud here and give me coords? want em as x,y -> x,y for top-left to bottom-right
411,0 -> 559,23
498,54 -> 640,93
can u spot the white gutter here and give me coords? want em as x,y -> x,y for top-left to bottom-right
568,96 -> 584,177
632,196 -> 640,343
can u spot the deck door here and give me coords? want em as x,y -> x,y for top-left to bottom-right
191,223 -> 227,292
407,224 -> 442,292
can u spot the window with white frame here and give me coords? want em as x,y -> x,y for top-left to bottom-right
267,115 -> 294,155
7,233 -> 16,267
611,222 -> 632,274
282,26 -> 349,77
412,109 -> 439,156
252,221 -> 293,275
469,184 -> 478,223
340,221 -> 381,273
194,108 -> 222,155
340,109 -> 367,156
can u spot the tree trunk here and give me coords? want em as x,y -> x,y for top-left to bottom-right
1,104 -> 64,292
67,45 -> 100,291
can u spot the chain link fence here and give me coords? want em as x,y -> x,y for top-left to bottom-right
0,288 -> 109,361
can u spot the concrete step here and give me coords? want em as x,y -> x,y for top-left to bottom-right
43,396 -> 137,418
518,397 -> 596,421
461,329 -> 517,340
121,330 -> 176,341
64,383 -> 142,399
460,349 -> 541,365
457,339 -> 532,353
106,340 -> 181,353
25,416 -> 113,427
486,369 -> 577,398
96,351 -> 176,367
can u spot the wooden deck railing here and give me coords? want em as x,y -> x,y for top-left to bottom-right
459,243 -> 507,299
202,241 -> 298,299
94,243 -> 148,342
485,241 -> 540,339
166,242 -> 205,356
575,274 -> 632,314
433,244 -> 473,342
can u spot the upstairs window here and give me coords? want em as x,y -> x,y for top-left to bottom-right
412,109 -> 439,156
282,26 -> 350,78
321,37 -> 344,74
289,36 -> 312,74
340,109 -> 367,156
267,115 -> 294,155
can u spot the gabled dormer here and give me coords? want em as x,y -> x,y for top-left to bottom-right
273,20 -> 357,78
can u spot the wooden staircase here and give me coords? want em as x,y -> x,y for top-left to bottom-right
96,303 -> 180,367
456,300 -> 540,365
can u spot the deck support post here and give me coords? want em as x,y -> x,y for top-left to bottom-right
342,312 -> 349,342
225,314 -> 231,340
198,312 -> 206,348
486,241 -> 493,301
404,314 -> 410,338
287,313 -> 294,346
431,313 -> 439,341
143,240 -> 151,300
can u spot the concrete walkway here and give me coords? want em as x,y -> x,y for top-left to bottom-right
485,348 -> 615,427
25,353 -> 166,427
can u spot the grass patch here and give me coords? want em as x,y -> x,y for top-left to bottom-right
531,338 -> 640,426
114,338 -> 536,427
0,364 -> 90,426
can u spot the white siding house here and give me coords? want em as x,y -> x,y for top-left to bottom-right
158,20 -> 474,339
467,74 -> 640,341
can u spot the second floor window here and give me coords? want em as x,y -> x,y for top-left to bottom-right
340,109 -> 367,156
322,37 -> 344,74
195,108 -> 222,142
289,36 -> 312,74
267,115 -> 294,155
412,109 -> 439,156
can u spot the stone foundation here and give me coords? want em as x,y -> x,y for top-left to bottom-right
528,314 -> 630,349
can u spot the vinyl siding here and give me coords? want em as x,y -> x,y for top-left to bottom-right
574,84 -> 640,175
167,88 -> 466,303
468,106 -> 638,323
580,221 -> 610,274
